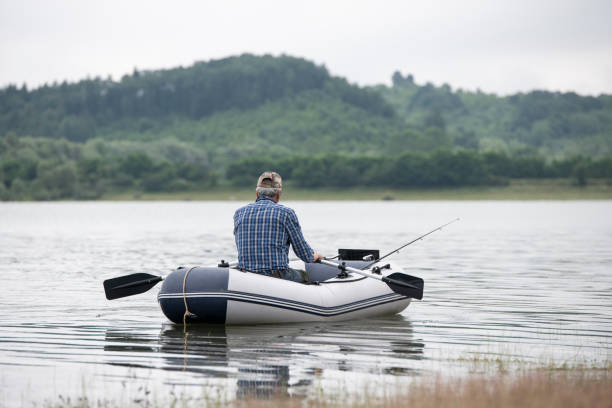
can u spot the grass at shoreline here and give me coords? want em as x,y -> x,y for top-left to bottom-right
40,369 -> 611,408
36,354 -> 611,407
102,179 -> 612,201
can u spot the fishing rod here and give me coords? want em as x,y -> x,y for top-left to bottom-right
362,218 -> 460,269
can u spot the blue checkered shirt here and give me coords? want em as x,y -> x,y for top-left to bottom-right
234,195 -> 314,274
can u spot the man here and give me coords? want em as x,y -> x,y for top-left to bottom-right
233,171 -> 323,282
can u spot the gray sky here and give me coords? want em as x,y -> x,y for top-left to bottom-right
1,0 -> 611,95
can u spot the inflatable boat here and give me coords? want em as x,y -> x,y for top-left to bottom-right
104,219 -> 461,326
157,250 -> 418,325
104,249 -> 424,326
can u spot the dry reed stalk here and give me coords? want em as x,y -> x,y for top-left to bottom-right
237,371 -> 612,408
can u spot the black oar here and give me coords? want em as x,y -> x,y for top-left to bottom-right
317,259 -> 424,299
104,261 -> 239,300
103,273 -> 163,300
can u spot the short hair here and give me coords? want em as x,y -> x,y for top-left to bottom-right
256,186 -> 280,198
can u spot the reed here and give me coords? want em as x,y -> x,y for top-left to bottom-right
240,371 -> 612,408
42,368 -> 611,408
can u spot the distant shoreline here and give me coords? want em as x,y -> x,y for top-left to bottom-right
100,179 -> 612,201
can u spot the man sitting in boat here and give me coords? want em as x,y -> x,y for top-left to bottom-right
233,171 -> 323,282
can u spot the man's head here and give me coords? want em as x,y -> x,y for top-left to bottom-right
256,171 -> 282,202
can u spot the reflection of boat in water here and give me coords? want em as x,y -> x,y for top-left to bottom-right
103,316 -> 424,399
158,260 -> 412,325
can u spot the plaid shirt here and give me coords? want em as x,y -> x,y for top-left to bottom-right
234,195 -> 314,273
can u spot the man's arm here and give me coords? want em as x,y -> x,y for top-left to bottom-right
233,207 -> 243,235
285,209 -> 319,263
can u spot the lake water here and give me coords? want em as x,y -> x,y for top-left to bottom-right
1,201 -> 611,406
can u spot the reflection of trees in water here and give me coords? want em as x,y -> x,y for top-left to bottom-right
103,315 -> 424,400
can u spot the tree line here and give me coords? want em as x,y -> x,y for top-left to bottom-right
0,133 -> 216,200
2,133 -> 610,201
226,151 -> 612,189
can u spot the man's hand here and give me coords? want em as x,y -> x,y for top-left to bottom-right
313,253 -> 324,263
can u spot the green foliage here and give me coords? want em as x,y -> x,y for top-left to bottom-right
1,54 -> 612,200
9,178 -> 26,200
377,73 -> 612,157
39,163 -> 78,199
226,158 -> 278,187
59,115 -> 96,141
0,182 -> 8,200
0,54 -> 395,144
1,130 -> 611,200
292,155 -> 364,188
120,153 -> 154,179
573,162 -> 588,186
227,151 -> 612,189
0,134 -> 216,200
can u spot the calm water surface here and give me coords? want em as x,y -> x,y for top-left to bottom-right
1,201 -> 611,406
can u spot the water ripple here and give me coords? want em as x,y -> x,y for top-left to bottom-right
0,201 -> 611,406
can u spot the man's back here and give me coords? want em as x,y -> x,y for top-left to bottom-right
234,195 -> 314,274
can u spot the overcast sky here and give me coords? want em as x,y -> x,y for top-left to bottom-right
1,0 -> 611,95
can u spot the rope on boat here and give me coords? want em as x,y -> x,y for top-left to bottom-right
182,266 -> 199,329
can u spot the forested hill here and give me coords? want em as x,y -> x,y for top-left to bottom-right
376,73 -> 612,157
0,54 -> 394,143
1,54 -> 612,200
2,54 -> 611,159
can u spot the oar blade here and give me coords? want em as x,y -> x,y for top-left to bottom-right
103,273 -> 163,300
383,273 -> 424,299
